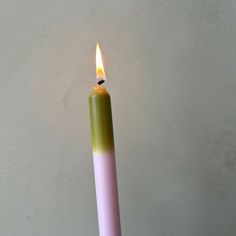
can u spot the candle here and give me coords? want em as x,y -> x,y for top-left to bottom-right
89,43 -> 121,236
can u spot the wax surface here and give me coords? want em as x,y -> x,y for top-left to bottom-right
89,86 -> 114,153
89,86 -> 121,236
93,151 -> 121,236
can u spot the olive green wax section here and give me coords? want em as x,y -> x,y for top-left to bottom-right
89,86 -> 115,153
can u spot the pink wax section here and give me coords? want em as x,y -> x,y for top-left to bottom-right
93,151 -> 121,236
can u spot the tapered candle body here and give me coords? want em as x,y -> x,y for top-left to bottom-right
89,85 -> 121,236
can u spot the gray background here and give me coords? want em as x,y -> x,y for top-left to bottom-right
0,0 -> 236,235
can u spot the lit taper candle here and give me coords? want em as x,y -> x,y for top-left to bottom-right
89,43 -> 121,236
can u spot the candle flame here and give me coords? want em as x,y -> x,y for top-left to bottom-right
96,42 -> 106,84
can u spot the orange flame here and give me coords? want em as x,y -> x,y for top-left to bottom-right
96,42 -> 106,84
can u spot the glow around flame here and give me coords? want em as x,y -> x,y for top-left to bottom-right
96,42 -> 106,83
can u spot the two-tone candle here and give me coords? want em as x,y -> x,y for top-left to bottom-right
89,43 -> 121,236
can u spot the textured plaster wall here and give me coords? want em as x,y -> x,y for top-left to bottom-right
0,0 -> 236,235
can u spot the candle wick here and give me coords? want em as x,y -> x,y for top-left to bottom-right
97,79 -> 105,85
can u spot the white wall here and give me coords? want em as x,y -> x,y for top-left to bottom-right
0,0 -> 236,235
